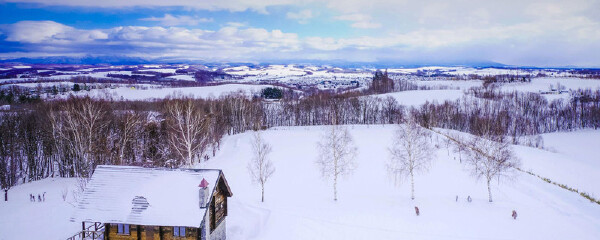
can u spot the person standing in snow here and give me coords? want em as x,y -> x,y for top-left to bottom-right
512,210 -> 518,220
415,206 -> 420,216
43,192 -> 46,202
456,195 -> 458,202
37,194 -> 41,202
3,189 -> 7,201
467,196 -> 472,202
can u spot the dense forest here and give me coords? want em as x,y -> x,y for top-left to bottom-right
1,73 -> 599,190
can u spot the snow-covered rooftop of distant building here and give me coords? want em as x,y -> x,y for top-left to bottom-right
72,165 -> 222,228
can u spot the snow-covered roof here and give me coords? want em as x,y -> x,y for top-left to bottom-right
72,165 -> 223,228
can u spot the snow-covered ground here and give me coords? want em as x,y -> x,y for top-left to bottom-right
414,80 -> 482,90
370,90 -> 465,107
387,67 -> 577,78
0,178 -> 80,240
54,84 -> 277,101
405,77 -> 600,103
3,65 -> 599,97
516,129 -> 600,197
1,126 -> 599,240
500,77 -> 600,100
222,64 -> 372,86
204,125 -> 600,240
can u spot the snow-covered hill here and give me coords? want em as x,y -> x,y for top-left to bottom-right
207,125 -> 600,240
1,126 -> 599,240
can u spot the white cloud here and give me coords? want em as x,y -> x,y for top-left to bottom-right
4,21 -> 108,43
349,21 -> 381,29
225,22 -> 248,28
2,21 -> 302,61
3,5 -> 600,67
286,10 -> 313,24
334,13 -> 381,29
5,0 -> 599,33
140,14 -> 212,26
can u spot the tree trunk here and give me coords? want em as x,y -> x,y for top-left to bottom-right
410,171 -> 415,200
487,179 -> 493,202
187,146 -> 193,166
261,185 -> 264,203
333,173 -> 338,201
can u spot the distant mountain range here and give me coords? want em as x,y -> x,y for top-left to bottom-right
0,56 -> 153,65
0,55 -> 594,69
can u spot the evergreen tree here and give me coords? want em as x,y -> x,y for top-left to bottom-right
370,70 -> 394,94
262,87 -> 283,99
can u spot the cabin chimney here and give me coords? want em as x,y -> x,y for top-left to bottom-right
199,178 -> 209,208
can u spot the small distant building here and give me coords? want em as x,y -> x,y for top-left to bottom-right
70,165 -> 233,240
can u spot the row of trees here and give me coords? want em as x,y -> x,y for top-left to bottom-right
1,85 -> 599,190
387,119 -> 519,203
309,117 -> 518,203
412,88 -> 600,144
0,96 -> 245,189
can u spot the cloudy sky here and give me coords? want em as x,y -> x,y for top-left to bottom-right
0,0 -> 599,66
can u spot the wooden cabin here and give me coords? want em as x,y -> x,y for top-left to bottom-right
71,165 -> 233,240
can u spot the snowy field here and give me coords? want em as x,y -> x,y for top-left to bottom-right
203,126 -> 600,240
54,84 -> 277,101
1,126 -> 599,240
387,67 -> 577,78
371,90 -> 465,107
506,77 -> 600,92
500,77 -> 600,101
0,178 -> 80,240
517,130 -> 600,197
405,77 -> 600,102
414,80 -> 482,90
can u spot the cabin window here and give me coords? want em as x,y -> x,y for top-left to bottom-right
173,227 -> 186,237
117,224 -> 130,235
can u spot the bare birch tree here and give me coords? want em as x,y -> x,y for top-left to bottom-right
49,97 -> 109,179
164,98 -> 210,166
248,131 -> 275,202
464,136 -> 520,202
387,119 -> 433,200
316,125 -> 357,201
451,133 -> 468,163
116,110 -> 144,165
48,98 -> 110,201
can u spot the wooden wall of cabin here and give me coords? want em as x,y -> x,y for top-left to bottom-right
209,182 -> 228,232
105,224 -> 139,240
159,226 -> 198,240
105,224 -> 198,240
